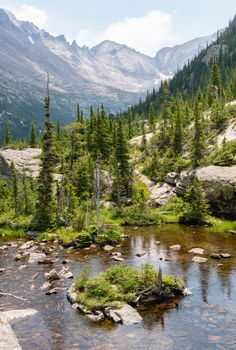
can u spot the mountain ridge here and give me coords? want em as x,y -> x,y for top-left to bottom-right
0,8 -> 217,140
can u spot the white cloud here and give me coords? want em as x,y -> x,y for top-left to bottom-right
77,10 -> 177,56
11,4 -> 48,29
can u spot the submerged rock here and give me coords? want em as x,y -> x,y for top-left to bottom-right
103,245 -> 114,252
188,248 -> 205,255
136,251 -> 146,257
86,312 -> 104,322
220,253 -> 231,258
211,253 -> 221,259
169,245 -> 181,251
192,256 -> 208,263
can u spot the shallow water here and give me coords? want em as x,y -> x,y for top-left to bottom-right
0,224 -> 236,350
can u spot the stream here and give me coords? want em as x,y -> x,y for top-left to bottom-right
0,224 -> 236,350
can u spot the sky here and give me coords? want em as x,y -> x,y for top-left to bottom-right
1,0 -> 236,56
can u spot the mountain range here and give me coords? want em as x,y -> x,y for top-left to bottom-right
0,8 -> 217,138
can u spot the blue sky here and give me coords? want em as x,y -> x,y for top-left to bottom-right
1,0 -> 236,55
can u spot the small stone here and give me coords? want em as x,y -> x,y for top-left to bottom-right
188,248 -> 205,255
226,230 -> 236,234
28,252 -> 47,263
136,251 -> 146,257
104,308 -> 121,323
30,284 -> 35,291
0,268 -> 6,273
183,288 -> 192,296
192,256 -> 208,263
40,282 -> 51,290
14,253 -> 22,261
165,257 -> 172,261
19,265 -> 27,270
208,335 -> 222,343
18,240 -> 34,250
90,244 -> 97,249
211,253 -> 221,259
38,257 -> 55,264
45,269 -> 60,281
112,256 -> 124,262
0,245 -> 8,251
103,245 -> 114,252
220,253 -> 231,258
62,259 -> 71,264
169,245 -> 181,251
111,252 -> 122,257
86,312 -> 104,322
155,241 -> 161,245
46,288 -> 58,295
32,272 -> 39,279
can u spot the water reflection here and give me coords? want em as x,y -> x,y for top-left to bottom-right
0,224 -> 236,350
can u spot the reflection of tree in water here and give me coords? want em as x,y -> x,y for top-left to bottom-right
198,263 -> 211,303
140,302 -> 180,331
216,263 -> 233,299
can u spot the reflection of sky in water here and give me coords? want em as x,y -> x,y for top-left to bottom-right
0,224 -> 236,350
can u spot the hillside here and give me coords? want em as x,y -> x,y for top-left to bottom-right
0,8 -> 216,141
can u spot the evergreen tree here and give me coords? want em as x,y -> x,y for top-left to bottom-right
180,176 -> 209,224
10,161 -> 19,215
148,104 -> 156,133
35,75 -> 57,230
115,120 -> 131,197
172,105 -> 183,155
29,122 -> 37,147
191,99 -> 205,168
141,120 -> 147,152
4,123 -> 12,147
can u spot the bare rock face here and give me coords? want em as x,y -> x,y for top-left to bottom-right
176,166 -> 236,217
0,148 -> 63,182
0,148 -> 41,179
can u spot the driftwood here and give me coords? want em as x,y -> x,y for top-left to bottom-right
135,266 -> 163,304
0,290 -> 28,302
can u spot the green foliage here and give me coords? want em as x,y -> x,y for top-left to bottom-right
75,264 -> 184,310
34,93 -> 57,231
209,139 -> 236,166
95,225 -> 123,245
162,275 -> 184,289
211,101 -> 229,128
74,267 -> 90,291
75,231 -> 93,248
180,177 -> 210,224
29,122 -> 37,147
115,204 -> 158,226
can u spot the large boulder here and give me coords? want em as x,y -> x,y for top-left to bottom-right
0,148 -> 41,179
176,165 -> 236,217
0,148 -> 62,182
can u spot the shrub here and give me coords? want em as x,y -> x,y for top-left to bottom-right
95,225 -> 123,245
75,232 -> 93,248
105,265 -> 140,293
162,275 -> 184,289
74,268 -> 90,291
139,264 -> 158,289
